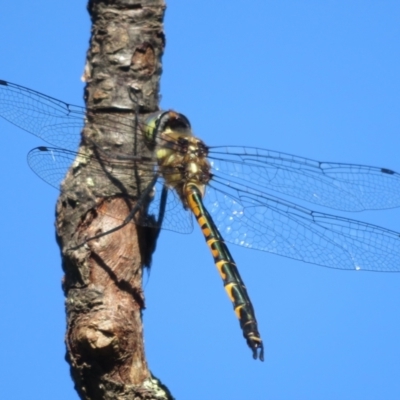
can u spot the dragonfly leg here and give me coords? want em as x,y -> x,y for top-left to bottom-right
69,175 -> 159,250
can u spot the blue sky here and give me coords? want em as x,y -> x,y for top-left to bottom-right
1,1 -> 400,399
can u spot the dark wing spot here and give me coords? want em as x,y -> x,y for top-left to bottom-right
381,168 -> 395,175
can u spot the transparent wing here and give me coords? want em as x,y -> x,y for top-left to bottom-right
3,80 -> 400,214
209,146 -> 400,211
4,79 -> 400,263
148,179 -> 193,234
27,146 -> 193,234
0,80 -> 187,152
204,178 -> 400,272
0,80 -> 84,150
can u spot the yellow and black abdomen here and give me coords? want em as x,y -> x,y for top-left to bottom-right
185,183 -> 264,361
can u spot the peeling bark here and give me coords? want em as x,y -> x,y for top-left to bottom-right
56,1 -> 173,399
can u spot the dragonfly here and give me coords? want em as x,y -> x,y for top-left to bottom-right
1,79 -> 400,361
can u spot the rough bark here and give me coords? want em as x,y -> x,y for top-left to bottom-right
56,1 -> 173,399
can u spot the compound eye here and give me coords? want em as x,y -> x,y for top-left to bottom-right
144,111 -> 169,142
177,113 -> 191,128
167,112 -> 191,131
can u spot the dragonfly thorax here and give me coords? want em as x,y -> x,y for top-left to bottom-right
154,124 -> 212,204
144,111 -> 212,203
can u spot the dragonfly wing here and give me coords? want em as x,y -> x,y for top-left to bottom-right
204,178 -> 400,272
0,80 -> 177,152
147,179 -> 193,234
28,146 -> 79,189
209,146 -> 400,212
27,146 -> 193,234
0,80 -> 84,150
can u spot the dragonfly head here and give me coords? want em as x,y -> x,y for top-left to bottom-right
144,110 -> 192,147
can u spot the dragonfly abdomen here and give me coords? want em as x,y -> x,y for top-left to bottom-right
185,183 -> 264,361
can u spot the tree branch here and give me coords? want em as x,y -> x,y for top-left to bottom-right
57,1 -> 172,398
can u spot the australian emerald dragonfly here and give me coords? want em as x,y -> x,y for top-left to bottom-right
1,79 -> 400,361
